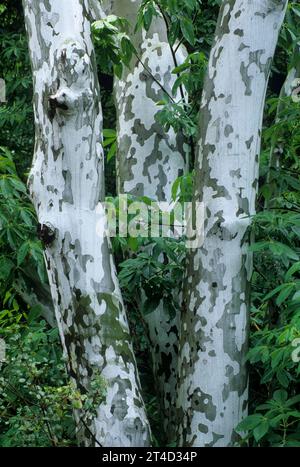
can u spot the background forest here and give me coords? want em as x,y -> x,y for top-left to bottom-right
0,0 -> 300,447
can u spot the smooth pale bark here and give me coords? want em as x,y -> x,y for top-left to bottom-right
266,42 -> 300,206
22,0 -> 150,447
177,0 -> 288,447
105,0 -> 188,441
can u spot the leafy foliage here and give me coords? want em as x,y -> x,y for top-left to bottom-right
0,313 -> 107,446
0,1 -> 33,174
1,0 -> 300,448
92,15 -> 136,78
103,128 -> 117,162
135,0 -> 216,144
0,147 -> 46,300
0,319 -> 76,446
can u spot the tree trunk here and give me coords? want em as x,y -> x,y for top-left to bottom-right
108,0 -> 188,442
111,0 -> 188,200
22,0 -> 150,447
177,0 -> 287,447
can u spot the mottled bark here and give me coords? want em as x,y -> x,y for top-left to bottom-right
177,0 -> 287,447
22,0 -> 150,447
107,0 -> 188,442
101,0 -> 189,199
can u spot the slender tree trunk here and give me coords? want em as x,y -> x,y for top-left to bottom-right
265,42 -> 300,207
22,0 -> 150,447
107,0 -> 188,442
177,0 -> 287,447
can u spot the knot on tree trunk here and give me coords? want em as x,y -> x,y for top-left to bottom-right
48,41 -> 94,120
37,222 -> 56,247
49,88 -> 75,112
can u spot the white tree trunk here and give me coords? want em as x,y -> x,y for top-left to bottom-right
22,0 -> 150,447
107,0 -> 188,442
177,0 -> 287,447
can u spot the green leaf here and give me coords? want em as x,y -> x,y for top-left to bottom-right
9,177 -> 26,193
172,62 -> 190,74
269,242 -> 299,261
143,2 -> 157,31
17,241 -> 30,266
127,236 -> 139,252
180,18 -> 195,45
285,262 -> 300,281
114,63 -> 123,79
236,414 -> 263,432
27,305 -> 42,324
273,389 -> 288,404
276,284 -> 295,305
107,141 -> 117,162
103,138 -> 116,148
120,35 -> 134,66
264,283 -> 289,301
271,348 -> 284,369
250,241 -> 299,261
103,129 -> 116,138
20,209 -> 34,227
253,420 -> 269,442
276,369 -> 290,388
0,257 -> 14,281
171,177 -> 181,201
291,5 -> 300,18
285,395 -> 300,407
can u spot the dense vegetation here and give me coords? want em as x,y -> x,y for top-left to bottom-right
0,0 -> 300,446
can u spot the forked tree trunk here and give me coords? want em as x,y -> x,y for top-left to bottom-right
107,0 -> 188,442
177,0 -> 287,447
22,0 -> 150,447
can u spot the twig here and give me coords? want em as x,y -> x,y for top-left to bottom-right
133,51 -> 176,102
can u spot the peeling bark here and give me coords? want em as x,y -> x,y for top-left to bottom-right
107,0 -> 188,442
22,0 -> 150,447
177,0 -> 287,447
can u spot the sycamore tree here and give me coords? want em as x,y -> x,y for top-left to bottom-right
177,0 -> 288,447
22,0 -> 150,447
17,0 -> 295,448
106,0 -> 188,442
